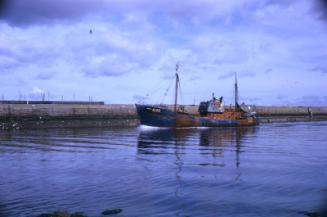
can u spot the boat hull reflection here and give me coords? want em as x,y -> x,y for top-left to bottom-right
137,127 -> 256,168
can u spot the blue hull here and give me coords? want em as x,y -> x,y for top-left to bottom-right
135,104 -> 177,127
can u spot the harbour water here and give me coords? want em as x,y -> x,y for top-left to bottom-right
0,122 -> 326,217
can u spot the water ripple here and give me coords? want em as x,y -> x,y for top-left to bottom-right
0,122 -> 326,217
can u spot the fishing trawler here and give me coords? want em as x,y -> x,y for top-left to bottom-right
135,65 -> 257,127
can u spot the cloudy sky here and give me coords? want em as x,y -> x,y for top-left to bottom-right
0,0 -> 327,106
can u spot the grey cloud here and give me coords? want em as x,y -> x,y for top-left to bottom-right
1,0 -> 295,26
217,71 -> 255,80
0,38 -> 62,70
28,93 -> 44,100
314,0 -> 327,20
1,17 -> 159,78
243,97 -> 261,103
240,71 -> 256,78
265,68 -> 272,74
0,76 -> 26,86
133,94 -> 149,102
161,74 -> 175,80
0,0 -> 9,16
68,28 -> 159,76
2,0 -> 103,25
189,75 -> 200,81
297,95 -> 327,106
214,49 -> 249,65
0,56 -> 18,70
35,72 -> 54,80
78,41 -> 155,77
0,45 -> 18,69
83,58 -> 140,77
263,0 -> 297,6
1,0 -> 165,25
310,66 -> 327,74
2,0 -> 223,25
217,71 -> 234,80
276,94 -> 287,100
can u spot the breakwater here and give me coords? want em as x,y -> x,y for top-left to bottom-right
0,103 -> 138,130
250,106 -> 327,123
1,102 -> 327,129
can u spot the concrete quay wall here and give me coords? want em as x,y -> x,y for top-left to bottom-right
1,103 -> 327,129
0,104 -> 138,129
251,106 -> 327,123
0,104 -> 137,119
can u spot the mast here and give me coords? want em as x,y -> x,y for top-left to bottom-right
234,72 -> 238,109
174,64 -> 180,113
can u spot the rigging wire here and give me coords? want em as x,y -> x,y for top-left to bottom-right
144,76 -> 173,103
147,80 -> 167,96
143,64 -> 185,105
160,76 -> 175,104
